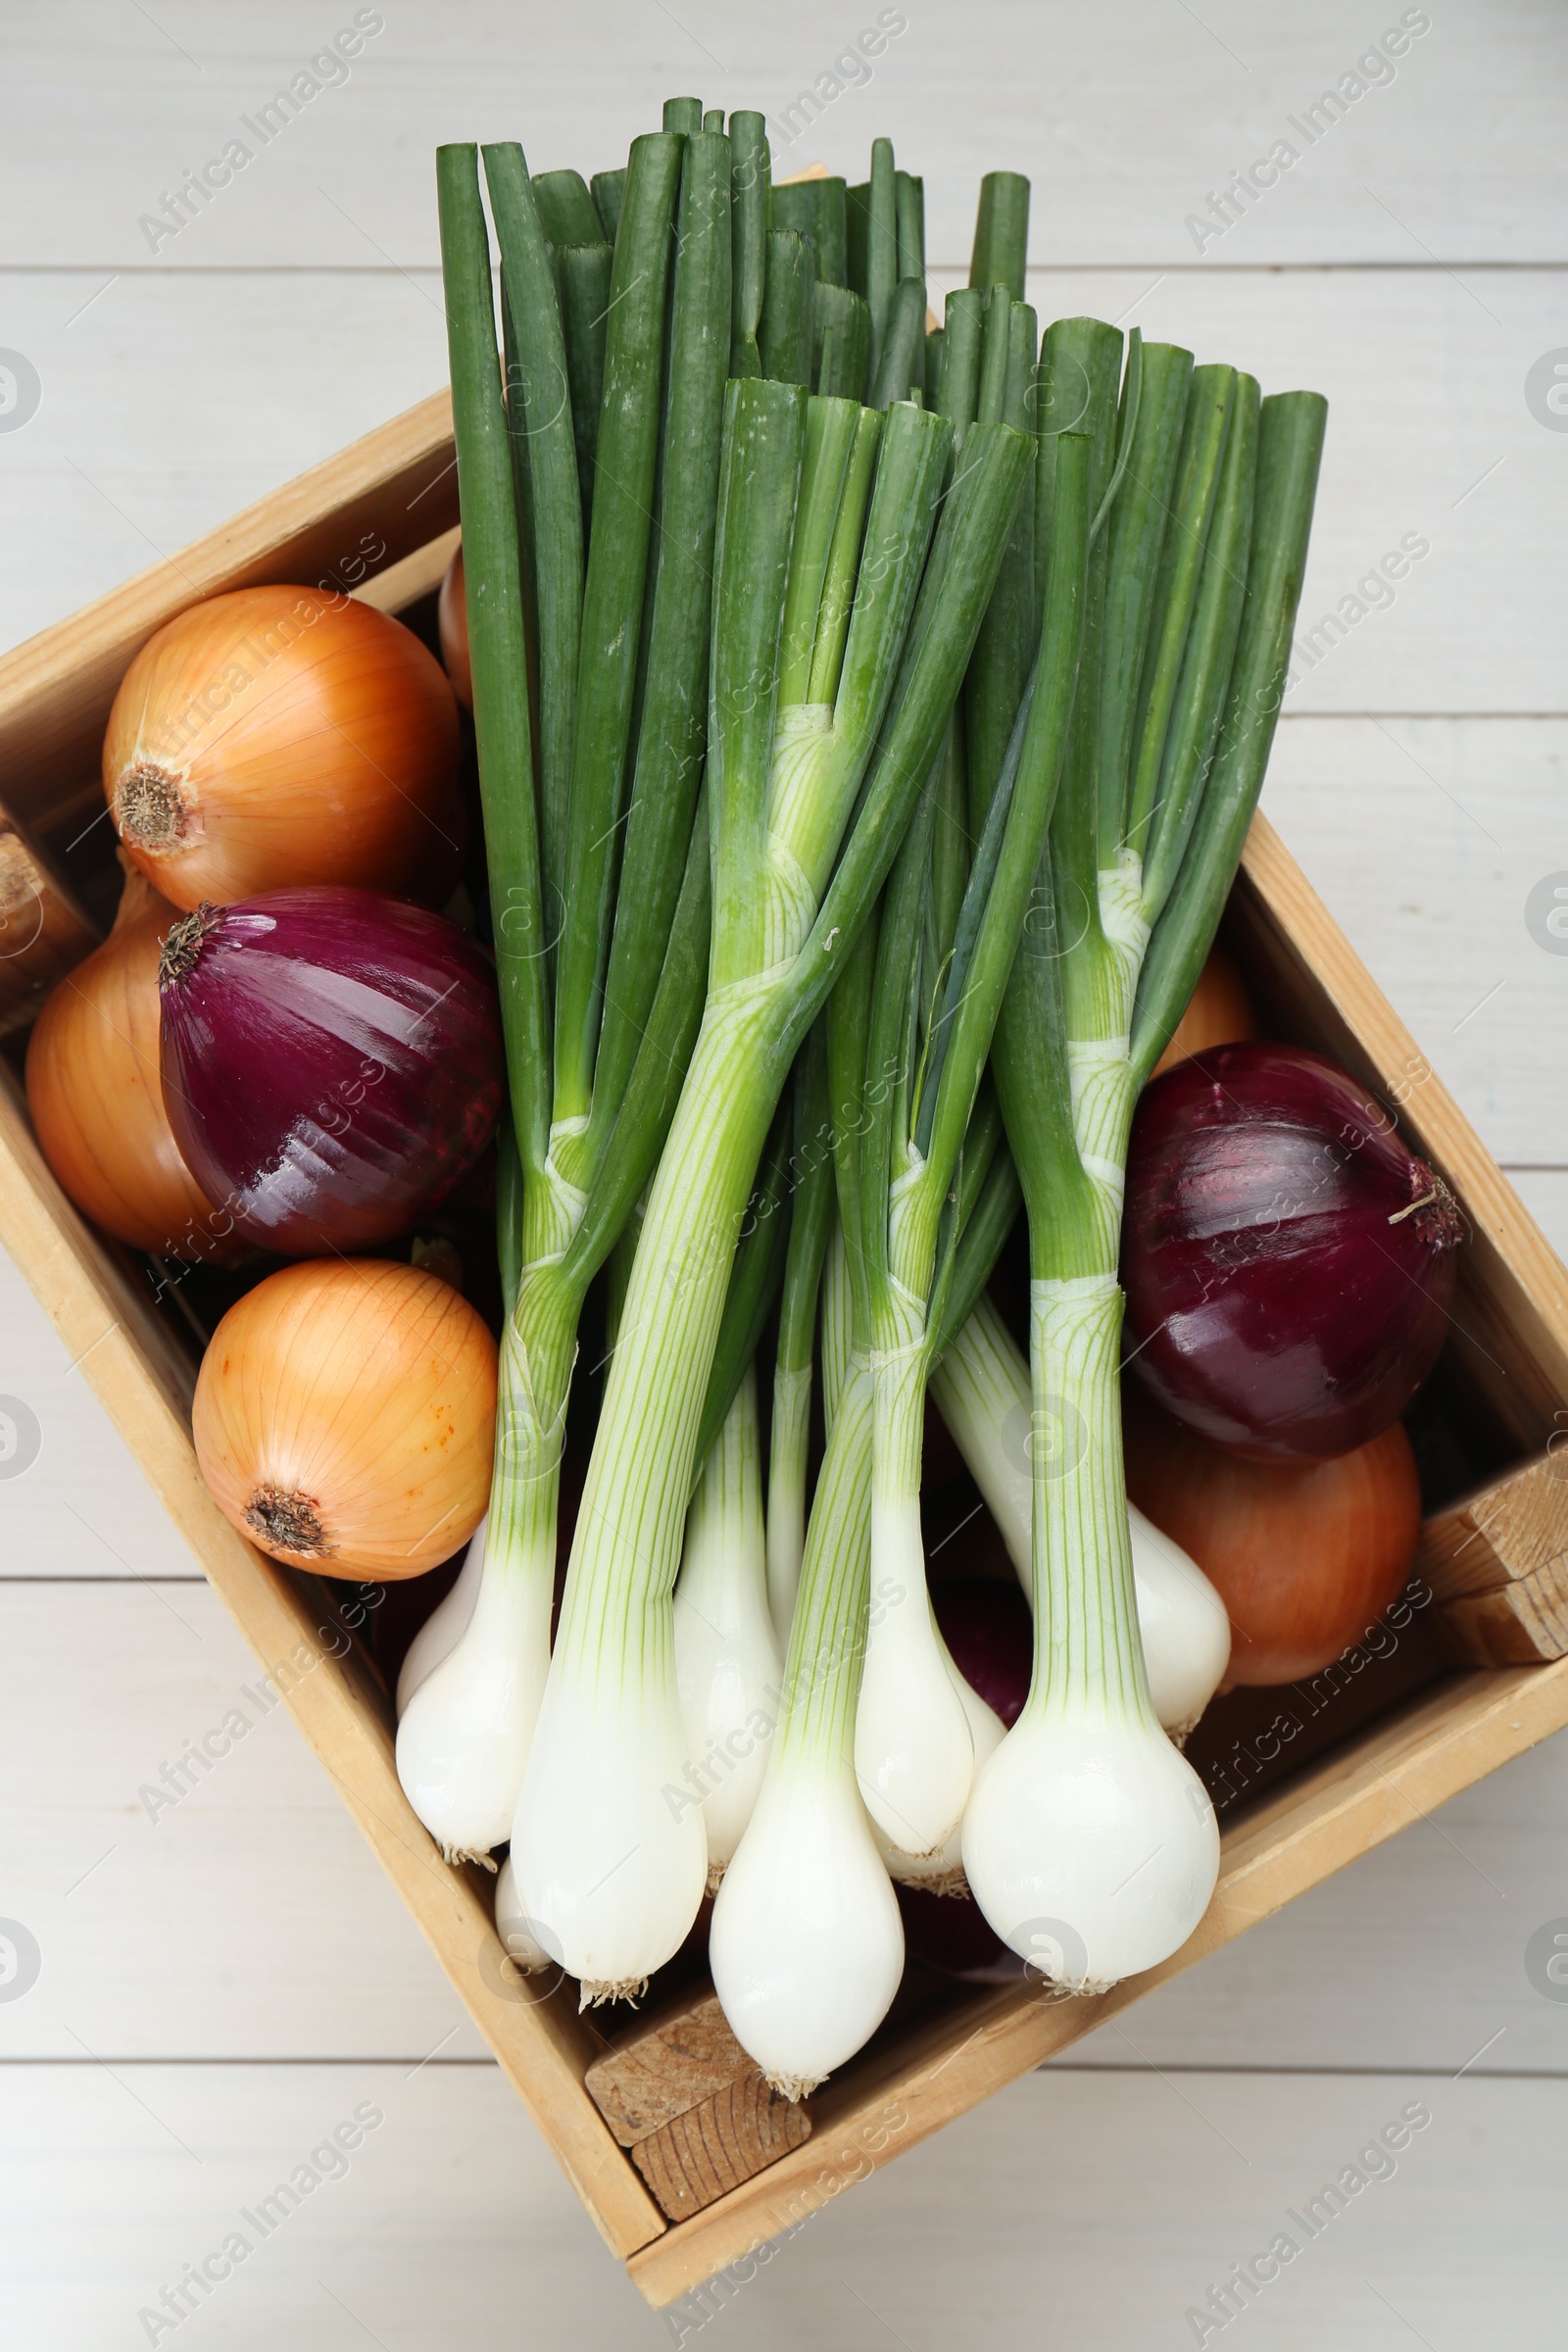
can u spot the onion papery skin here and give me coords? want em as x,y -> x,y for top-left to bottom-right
104,585 -> 464,909
193,1257 -> 496,1579
1124,1042 -> 1462,1461
438,547 -> 472,710
1151,938 -> 1258,1077
25,865 -> 244,1259
159,885 -> 504,1256
1124,1387 -> 1421,1686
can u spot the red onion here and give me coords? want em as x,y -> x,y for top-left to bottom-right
897,1879 -> 1024,1983
897,1576 -> 1034,1984
931,1576 -> 1031,1729
1123,1042 -> 1462,1462
159,886 -> 504,1256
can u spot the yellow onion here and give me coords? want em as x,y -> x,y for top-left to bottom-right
1152,937 -> 1259,1077
103,584 -> 465,910
25,858 -> 242,1259
193,1257 -> 497,1580
437,545 -> 472,710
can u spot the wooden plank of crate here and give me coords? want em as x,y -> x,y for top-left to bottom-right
629,2075 -> 811,2223
627,1651 -> 1568,2308
355,522 -> 462,617
586,1983 -> 753,2146
0,391 -> 458,845
1439,1577 -> 1568,1667
1229,812 -> 1568,1456
0,1058 -> 664,2263
1415,1449 -> 1568,1663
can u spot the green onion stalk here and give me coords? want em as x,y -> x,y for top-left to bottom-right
960,315 -> 1327,1990
671,1364 -> 780,1891
513,379 -> 1032,2000
710,931 -> 891,2094
668,1103 -> 797,1885
928,1290 -> 1233,1740
846,425 -> 1094,1868
709,829 -> 1039,2089
397,130 -> 726,1864
705,361 -> 1096,2097
762,1023 -> 835,1648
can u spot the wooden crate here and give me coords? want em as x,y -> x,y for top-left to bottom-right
3,395 -> 1567,2314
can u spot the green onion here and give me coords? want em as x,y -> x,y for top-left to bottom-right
554,242 -> 612,532
812,282 -> 872,401
398,129 -> 729,1867
962,319 -> 1327,1988
850,427 -> 1093,1866
513,384 -> 1031,1996
968,170 -> 1030,302
728,111 -> 769,378
673,1365 -> 780,1887
531,167 -> 603,247
771,174 -> 849,286
589,168 -> 624,242
760,228 -> 815,387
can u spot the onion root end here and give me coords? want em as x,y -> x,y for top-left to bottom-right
243,1482 -> 331,1558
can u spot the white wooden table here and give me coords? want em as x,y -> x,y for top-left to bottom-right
3,4 -> 1566,2343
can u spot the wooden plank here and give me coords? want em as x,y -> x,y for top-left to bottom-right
0,390 -> 456,847
630,2075 -> 811,2223
1261,718 -> 1568,1172
1417,1450 -> 1568,1663
13,269 -> 1568,717
7,4 -> 1557,271
0,1580 -> 491,2058
355,521 -> 460,615
585,1984 -> 752,2146
8,2061 -> 1565,2347
629,1652 -> 1568,2306
0,1057 -> 662,2262
1504,1169 -> 1568,1272
0,2060 -> 640,2344
0,1244 -> 221,1581
1440,1576 -> 1568,1667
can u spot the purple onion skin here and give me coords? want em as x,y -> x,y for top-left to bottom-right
931,1576 -> 1032,1730
898,1880 -> 1025,1984
159,887 -> 504,1256
902,1579 -> 1034,1980
1123,1042 -> 1462,1462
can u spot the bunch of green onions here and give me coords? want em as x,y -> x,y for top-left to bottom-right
397,96 -> 1324,2094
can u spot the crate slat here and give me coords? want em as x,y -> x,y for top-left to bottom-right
1417,1450 -> 1568,1663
